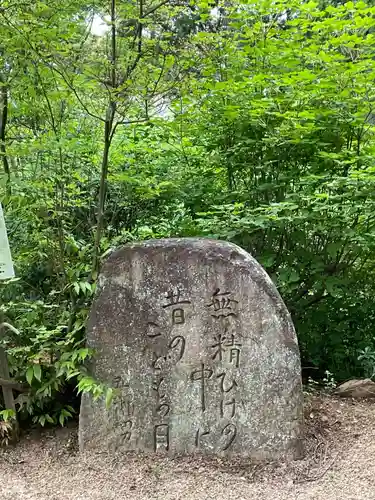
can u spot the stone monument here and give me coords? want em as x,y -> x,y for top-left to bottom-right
79,238 -> 303,458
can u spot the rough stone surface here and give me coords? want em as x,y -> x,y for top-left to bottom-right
79,238 -> 303,459
335,379 -> 375,399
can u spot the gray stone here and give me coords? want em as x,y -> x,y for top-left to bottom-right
79,238 -> 303,459
334,379 -> 375,399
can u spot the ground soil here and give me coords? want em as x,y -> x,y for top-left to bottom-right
1,392 -> 375,500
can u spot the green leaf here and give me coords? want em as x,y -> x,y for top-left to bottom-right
325,277 -> 341,297
45,414 -> 54,424
0,409 -> 16,421
78,348 -> 90,361
105,387 -> 114,409
26,366 -> 34,385
33,364 -> 42,382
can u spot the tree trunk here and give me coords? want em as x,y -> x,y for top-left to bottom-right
91,0 -> 117,277
0,74 -> 10,196
92,104 -> 116,277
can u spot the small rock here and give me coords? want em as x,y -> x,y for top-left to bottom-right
334,379 -> 375,399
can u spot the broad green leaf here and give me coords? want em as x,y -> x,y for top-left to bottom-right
26,366 -> 34,386
33,364 -> 42,382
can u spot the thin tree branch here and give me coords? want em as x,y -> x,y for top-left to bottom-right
143,0 -> 169,18
32,63 -> 58,135
124,0 -> 146,79
110,117 -> 150,141
50,65 -> 105,122
110,0 -> 117,89
91,0 -> 118,276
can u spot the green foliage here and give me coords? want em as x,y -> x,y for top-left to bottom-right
0,409 -> 16,446
358,345 -> 375,379
2,0 -> 375,428
306,370 -> 337,394
172,0 -> 375,380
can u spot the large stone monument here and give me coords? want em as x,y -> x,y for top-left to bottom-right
79,238 -> 303,458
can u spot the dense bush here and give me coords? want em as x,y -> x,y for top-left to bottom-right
2,0 -> 375,425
